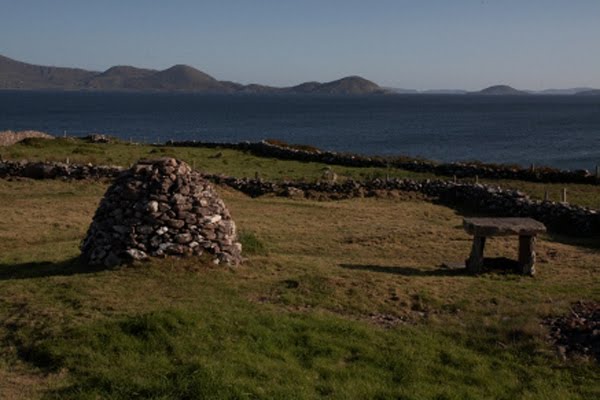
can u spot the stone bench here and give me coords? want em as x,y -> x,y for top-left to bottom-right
463,217 -> 547,275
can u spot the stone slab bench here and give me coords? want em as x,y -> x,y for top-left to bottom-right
463,217 -> 547,275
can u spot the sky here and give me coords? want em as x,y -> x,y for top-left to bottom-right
1,0 -> 599,90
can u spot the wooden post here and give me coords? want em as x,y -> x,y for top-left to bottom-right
466,236 -> 486,274
561,188 -> 567,203
453,175 -> 457,183
254,171 -> 259,181
543,190 -> 549,201
475,175 -> 479,184
518,235 -> 536,276
530,163 -> 535,172
66,157 -> 70,165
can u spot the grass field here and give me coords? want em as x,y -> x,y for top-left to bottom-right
0,139 -> 599,398
0,174 -> 598,398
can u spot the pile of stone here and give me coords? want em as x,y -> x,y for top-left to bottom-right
545,301 -> 599,361
0,130 -> 54,146
81,158 -> 242,267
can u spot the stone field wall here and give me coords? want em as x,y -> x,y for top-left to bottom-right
166,140 -> 600,185
1,159 -> 599,237
206,175 -> 600,237
0,160 -> 123,180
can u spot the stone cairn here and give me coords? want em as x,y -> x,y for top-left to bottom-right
81,158 -> 242,267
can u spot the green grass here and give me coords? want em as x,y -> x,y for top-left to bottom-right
238,231 -> 268,256
0,138 -> 430,182
0,179 -> 598,399
22,306 -> 598,399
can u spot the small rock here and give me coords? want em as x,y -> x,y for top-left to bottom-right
147,201 -> 159,213
175,233 -> 193,244
124,248 -> 148,261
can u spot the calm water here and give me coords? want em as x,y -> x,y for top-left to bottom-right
1,91 -> 599,170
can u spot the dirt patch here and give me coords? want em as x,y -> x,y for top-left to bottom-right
544,301 -> 599,361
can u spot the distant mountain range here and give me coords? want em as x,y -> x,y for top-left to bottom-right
0,54 -> 385,95
1,54 -> 598,95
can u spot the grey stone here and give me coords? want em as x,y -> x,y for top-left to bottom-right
167,219 -> 185,229
175,233 -> 193,244
124,249 -> 148,261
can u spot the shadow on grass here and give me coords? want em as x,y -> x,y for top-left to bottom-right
0,257 -> 105,280
339,263 -> 467,277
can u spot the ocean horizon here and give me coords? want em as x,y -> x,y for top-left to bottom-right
1,90 -> 599,170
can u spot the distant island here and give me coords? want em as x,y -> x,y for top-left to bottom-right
0,54 -> 385,95
0,54 -> 598,95
469,85 -> 529,96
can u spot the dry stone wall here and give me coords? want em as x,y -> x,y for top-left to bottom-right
205,175 -> 600,237
1,159 -> 598,238
0,160 -> 123,180
166,140 -> 600,185
81,158 -> 242,267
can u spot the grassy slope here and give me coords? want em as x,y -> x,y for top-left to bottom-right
0,178 -> 598,399
3,138 -> 600,209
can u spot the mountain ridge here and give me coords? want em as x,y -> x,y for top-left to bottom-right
2,55 -> 598,95
0,54 -> 386,95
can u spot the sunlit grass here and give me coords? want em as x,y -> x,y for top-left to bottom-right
0,179 -> 598,398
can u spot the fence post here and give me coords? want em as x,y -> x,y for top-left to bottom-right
561,188 -> 567,203
475,175 -> 479,184
544,190 -> 549,201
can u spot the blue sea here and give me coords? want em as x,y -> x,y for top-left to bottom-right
1,91 -> 599,170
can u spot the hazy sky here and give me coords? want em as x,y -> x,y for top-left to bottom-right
1,0 -> 599,90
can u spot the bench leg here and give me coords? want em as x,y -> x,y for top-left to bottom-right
466,236 -> 486,274
518,235 -> 536,276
